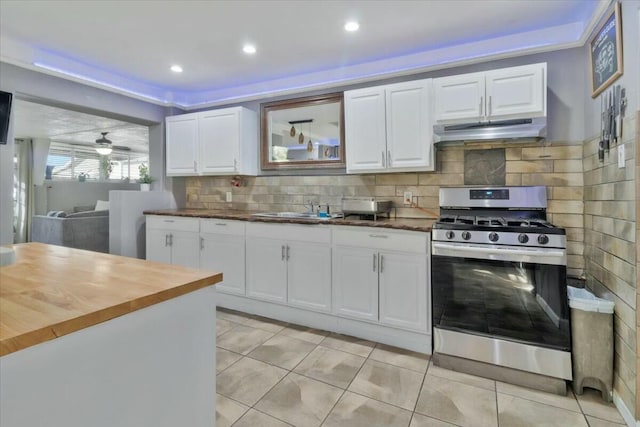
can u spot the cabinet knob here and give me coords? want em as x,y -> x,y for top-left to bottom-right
479,96 -> 484,117
381,151 -> 386,167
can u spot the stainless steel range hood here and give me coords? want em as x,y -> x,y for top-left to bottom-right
434,117 -> 546,143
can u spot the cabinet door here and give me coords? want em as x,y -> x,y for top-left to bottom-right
332,246 -> 378,322
246,237 -> 287,303
146,228 -> 172,264
200,233 -> 245,295
386,80 -> 433,171
287,241 -> 331,313
170,231 -> 201,269
344,87 -> 387,173
199,108 -> 240,174
378,251 -> 428,331
166,114 -> 198,175
485,64 -> 546,120
433,73 -> 485,123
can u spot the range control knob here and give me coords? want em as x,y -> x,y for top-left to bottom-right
518,234 -> 529,244
461,231 -> 471,241
538,234 -> 549,245
488,232 -> 499,242
445,231 -> 455,240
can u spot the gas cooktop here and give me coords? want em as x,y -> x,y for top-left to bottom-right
433,186 -> 566,248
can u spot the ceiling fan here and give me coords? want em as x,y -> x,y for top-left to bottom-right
95,132 -> 130,155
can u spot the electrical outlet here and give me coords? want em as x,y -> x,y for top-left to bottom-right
618,144 -> 625,168
403,191 -> 412,205
226,191 -> 232,202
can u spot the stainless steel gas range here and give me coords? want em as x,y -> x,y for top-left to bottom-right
431,186 -> 571,389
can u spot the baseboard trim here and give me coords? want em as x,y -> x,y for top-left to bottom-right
613,391 -> 635,427
217,292 -> 432,354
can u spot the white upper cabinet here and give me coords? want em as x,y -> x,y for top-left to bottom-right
386,81 -> 433,170
345,79 -> 434,174
166,106 -> 258,176
344,87 -> 387,172
485,64 -> 546,120
166,113 -> 199,175
198,109 -> 240,174
433,72 -> 485,123
433,63 -> 546,123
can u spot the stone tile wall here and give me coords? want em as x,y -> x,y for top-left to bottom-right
186,140 -> 584,277
636,111 -> 640,418
583,113 -> 637,416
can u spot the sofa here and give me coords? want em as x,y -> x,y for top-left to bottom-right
31,209 -> 109,253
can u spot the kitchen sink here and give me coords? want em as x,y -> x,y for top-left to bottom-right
251,212 -> 340,220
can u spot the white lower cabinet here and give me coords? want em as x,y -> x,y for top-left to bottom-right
287,241 -> 332,312
146,216 -> 431,344
199,219 -> 246,295
378,251 -> 428,331
332,246 -> 378,322
245,223 -> 332,312
146,216 -> 200,269
332,227 -> 429,332
246,237 -> 288,303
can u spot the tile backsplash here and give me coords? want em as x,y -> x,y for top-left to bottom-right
185,140 -> 584,277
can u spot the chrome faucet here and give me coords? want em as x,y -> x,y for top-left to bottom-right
304,200 -> 314,213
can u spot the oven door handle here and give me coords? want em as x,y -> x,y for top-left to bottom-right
432,242 -> 566,265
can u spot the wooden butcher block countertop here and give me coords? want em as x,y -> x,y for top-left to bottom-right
0,243 -> 222,356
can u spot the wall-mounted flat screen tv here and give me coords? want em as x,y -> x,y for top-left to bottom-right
0,91 -> 13,144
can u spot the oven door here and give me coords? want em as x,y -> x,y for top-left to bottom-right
431,241 -> 571,378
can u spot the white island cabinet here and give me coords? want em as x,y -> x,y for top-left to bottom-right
345,79 -> 434,173
0,243 -> 220,427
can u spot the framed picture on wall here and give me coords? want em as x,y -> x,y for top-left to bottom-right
589,1 -> 623,98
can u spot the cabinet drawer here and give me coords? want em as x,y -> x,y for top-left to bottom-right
146,215 -> 199,232
246,222 -> 330,243
332,227 -> 428,253
200,219 -> 245,235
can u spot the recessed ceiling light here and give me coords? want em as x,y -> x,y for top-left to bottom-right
344,21 -> 359,32
170,65 -> 183,73
243,44 -> 257,54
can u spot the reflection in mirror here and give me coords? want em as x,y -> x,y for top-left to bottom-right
261,93 -> 344,170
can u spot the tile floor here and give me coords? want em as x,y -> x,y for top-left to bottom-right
215,308 -> 626,427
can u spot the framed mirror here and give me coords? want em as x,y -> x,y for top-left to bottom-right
261,93 -> 345,170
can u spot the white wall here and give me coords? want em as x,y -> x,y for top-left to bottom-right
0,62 -> 177,243
33,181 -> 140,215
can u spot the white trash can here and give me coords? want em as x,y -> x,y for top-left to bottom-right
567,286 -> 614,402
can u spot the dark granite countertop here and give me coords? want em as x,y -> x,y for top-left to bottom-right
144,209 -> 434,232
